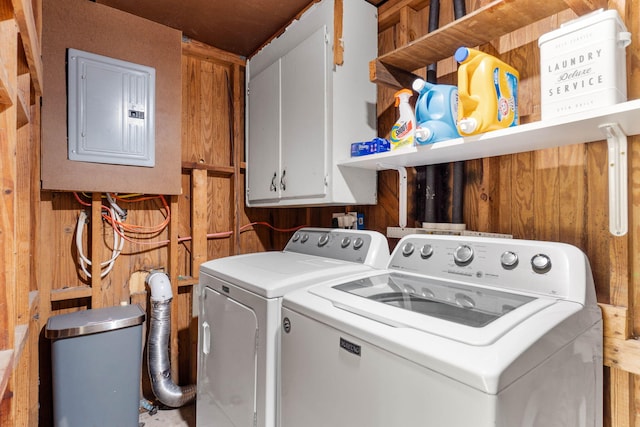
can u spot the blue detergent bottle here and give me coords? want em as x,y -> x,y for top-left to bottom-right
412,78 -> 460,144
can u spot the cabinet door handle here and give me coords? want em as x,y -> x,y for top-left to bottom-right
280,169 -> 286,191
270,172 -> 277,192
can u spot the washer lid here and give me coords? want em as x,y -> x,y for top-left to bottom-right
310,272 -> 557,346
200,251 -> 376,298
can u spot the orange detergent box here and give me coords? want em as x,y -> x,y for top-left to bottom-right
538,9 -> 631,119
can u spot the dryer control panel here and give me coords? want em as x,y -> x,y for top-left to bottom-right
388,235 -> 593,304
284,228 -> 389,268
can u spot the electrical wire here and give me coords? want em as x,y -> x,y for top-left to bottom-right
74,192 -> 170,237
178,222 -> 307,242
103,194 -> 170,235
73,192 -> 308,274
106,192 -> 127,219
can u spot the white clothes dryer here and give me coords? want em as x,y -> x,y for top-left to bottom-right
280,234 -> 603,427
196,228 -> 389,427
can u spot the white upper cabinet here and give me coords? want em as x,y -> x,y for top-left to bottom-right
247,59 -> 281,202
246,0 -> 378,207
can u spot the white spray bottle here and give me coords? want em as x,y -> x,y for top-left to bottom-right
390,88 -> 416,150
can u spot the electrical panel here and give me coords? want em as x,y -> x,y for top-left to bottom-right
67,48 -> 156,167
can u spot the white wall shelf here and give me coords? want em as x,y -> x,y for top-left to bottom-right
339,99 -> 640,170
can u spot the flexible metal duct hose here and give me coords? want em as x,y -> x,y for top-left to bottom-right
147,274 -> 196,407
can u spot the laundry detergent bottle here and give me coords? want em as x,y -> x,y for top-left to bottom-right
389,88 -> 416,149
455,47 -> 519,136
412,78 -> 460,144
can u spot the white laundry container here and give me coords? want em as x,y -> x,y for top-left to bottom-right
538,9 -> 631,119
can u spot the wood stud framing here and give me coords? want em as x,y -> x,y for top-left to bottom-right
1,0 -> 40,424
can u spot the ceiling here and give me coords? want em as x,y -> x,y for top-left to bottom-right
96,0 -> 385,58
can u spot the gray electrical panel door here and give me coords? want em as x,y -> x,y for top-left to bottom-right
67,48 -> 156,167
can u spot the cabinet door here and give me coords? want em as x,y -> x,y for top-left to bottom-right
247,59 -> 281,203
280,25 -> 328,200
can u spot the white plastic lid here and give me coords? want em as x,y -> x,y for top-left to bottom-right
412,78 -> 426,92
538,9 -> 627,46
458,118 -> 477,134
415,127 -> 432,142
454,47 -> 470,63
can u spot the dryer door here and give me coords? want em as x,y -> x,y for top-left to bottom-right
197,286 -> 258,427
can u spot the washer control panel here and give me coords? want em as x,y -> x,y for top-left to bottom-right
389,235 -> 589,300
284,228 -> 389,267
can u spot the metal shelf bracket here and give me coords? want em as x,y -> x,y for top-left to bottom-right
599,122 -> 628,236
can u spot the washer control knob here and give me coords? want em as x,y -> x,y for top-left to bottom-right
341,237 -> 351,248
292,233 -> 301,242
353,237 -> 364,250
300,233 -> 309,243
531,254 -> 552,274
453,244 -> 474,266
402,242 -> 415,257
420,244 -> 434,259
500,251 -> 519,269
318,233 -> 329,247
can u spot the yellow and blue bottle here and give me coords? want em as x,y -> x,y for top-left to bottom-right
455,47 -> 519,136
390,88 -> 416,150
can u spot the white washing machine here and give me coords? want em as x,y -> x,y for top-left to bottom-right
196,227 -> 389,427
281,234 -> 603,427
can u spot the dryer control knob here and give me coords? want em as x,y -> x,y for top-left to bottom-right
318,233 -> 329,247
341,237 -> 351,248
402,242 -> 415,257
531,254 -> 552,274
301,233 -> 309,243
353,237 -> 364,250
500,251 -> 519,269
453,244 -> 474,266
420,244 -> 433,259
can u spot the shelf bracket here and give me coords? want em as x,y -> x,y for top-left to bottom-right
599,123 -> 628,236
378,163 -> 407,229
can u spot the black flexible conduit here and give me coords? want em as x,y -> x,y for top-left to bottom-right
423,0 -> 440,225
451,0 -> 467,225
